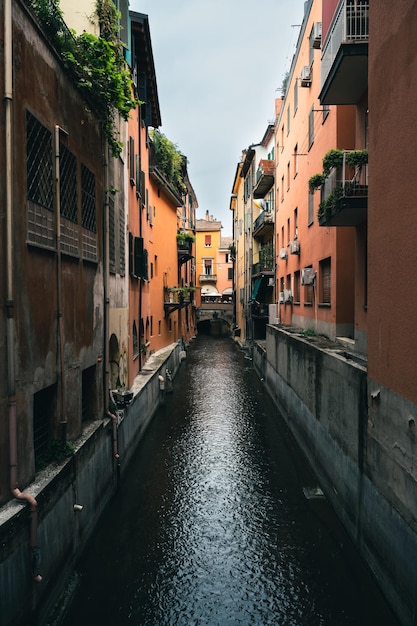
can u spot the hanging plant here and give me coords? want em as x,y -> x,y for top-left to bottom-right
308,173 -> 326,193
345,150 -> 368,169
318,185 -> 344,222
28,0 -> 141,157
322,149 -> 344,177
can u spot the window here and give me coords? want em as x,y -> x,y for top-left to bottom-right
129,136 -> 135,184
60,145 -> 77,222
308,107 -> 315,149
308,192 -> 314,226
281,125 -> 284,150
109,195 -> 116,274
205,235 -> 212,247
26,111 -> 54,249
294,208 -> 298,238
287,162 -> 290,191
204,259 -> 212,275
228,267 -> 233,280
287,104 -> 290,135
81,164 -> 96,232
81,163 -> 97,261
319,257 -> 331,305
294,271 -> 300,303
33,385 -> 57,469
133,321 -> 139,358
26,111 -> 53,209
293,144 -> 298,178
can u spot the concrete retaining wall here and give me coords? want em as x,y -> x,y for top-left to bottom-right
253,326 -> 417,626
0,343 -> 181,626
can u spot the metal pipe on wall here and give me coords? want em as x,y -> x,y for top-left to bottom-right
5,0 -> 41,582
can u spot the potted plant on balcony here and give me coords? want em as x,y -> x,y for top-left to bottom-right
176,230 -> 195,247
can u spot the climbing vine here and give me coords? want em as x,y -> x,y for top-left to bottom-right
28,0 -> 140,157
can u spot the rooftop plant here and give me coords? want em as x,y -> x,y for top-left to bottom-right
150,129 -> 187,195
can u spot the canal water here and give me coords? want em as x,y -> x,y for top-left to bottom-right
61,336 -> 398,626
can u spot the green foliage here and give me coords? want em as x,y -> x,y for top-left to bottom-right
176,230 -> 195,244
150,130 -> 187,194
308,173 -> 326,193
35,439 -> 74,472
28,0 -> 140,157
345,149 -> 368,169
318,185 -> 344,222
322,149 -> 344,176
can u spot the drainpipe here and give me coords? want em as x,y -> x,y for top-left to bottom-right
102,139 -> 120,472
5,0 -> 42,583
55,125 -> 67,443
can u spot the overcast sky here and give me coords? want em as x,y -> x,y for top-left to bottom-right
130,1 -> 304,237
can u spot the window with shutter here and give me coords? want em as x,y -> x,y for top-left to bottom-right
320,257 -> 331,305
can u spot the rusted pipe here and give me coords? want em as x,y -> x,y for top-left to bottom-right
5,0 -> 41,583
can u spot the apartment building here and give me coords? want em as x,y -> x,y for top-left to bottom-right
274,0 -> 358,344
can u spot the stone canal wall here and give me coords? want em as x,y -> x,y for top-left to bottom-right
0,342 -> 182,626
253,325 -> 417,626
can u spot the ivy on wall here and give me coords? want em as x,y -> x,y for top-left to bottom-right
28,0 -> 140,157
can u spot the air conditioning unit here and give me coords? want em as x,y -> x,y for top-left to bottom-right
279,247 -> 288,260
278,291 -> 284,303
289,240 -> 300,255
284,289 -> 293,303
301,267 -> 315,285
268,277 -> 275,287
312,22 -> 322,49
301,65 -> 312,87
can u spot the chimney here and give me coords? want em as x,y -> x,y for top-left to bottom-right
205,210 -> 209,221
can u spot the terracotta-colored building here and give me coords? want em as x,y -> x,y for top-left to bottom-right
274,0 -> 357,344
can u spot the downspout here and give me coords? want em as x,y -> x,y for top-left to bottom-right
55,125 -> 67,443
102,140 -> 120,470
5,0 -> 42,583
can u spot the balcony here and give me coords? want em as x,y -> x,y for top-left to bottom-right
253,210 -> 274,241
319,0 -> 369,105
253,160 -> 275,199
199,274 -> 217,283
318,155 -> 368,227
164,287 -> 193,317
177,238 -> 193,264
252,244 -> 275,277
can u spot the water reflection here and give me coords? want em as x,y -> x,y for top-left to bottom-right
62,337 -> 397,626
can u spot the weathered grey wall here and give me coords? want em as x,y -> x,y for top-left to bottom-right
0,344 -> 181,626
253,325 -> 417,626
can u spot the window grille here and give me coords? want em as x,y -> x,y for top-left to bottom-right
109,195 -> 116,273
81,164 -> 97,261
119,198 -> 126,276
59,144 -> 79,256
26,111 -> 55,249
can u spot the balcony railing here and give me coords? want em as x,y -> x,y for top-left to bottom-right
252,245 -> 275,276
253,160 -> 275,199
319,0 -> 369,105
253,211 -> 274,233
199,274 -> 217,283
321,0 -> 369,100
318,152 -> 368,226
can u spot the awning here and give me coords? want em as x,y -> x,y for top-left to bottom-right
251,277 -> 262,301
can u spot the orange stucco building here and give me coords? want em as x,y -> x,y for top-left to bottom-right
274,0 -> 358,343
126,13 -> 197,389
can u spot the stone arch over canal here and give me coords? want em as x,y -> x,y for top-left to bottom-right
196,300 -> 233,336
